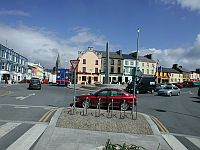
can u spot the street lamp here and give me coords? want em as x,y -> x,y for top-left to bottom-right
132,28 -> 140,119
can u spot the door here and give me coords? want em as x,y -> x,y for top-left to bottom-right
92,89 -> 110,107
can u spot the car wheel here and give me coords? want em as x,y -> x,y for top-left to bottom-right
177,92 -> 180,96
120,101 -> 129,111
82,99 -> 90,108
169,92 -> 172,97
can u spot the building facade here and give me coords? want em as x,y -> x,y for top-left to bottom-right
0,44 -> 28,83
77,47 -> 102,84
172,64 -> 190,81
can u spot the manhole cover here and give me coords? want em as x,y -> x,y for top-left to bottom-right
154,109 -> 166,112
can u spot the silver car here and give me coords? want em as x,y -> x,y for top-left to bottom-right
157,85 -> 181,96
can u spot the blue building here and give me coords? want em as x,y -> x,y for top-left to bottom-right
0,44 -> 28,83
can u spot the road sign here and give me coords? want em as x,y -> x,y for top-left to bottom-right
70,60 -> 80,70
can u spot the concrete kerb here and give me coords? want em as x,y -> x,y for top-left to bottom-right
33,108 -> 64,150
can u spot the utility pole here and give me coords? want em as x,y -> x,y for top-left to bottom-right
105,42 -> 110,84
132,28 -> 140,116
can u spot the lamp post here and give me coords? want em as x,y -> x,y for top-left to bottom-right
132,28 -> 140,118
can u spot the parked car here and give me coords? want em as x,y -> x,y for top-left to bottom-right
155,83 -> 166,92
157,85 -> 180,96
198,87 -> 200,97
75,88 -> 134,110
126,76 -> 156,94
173,83 -> 183,88
29,78 -> 41,90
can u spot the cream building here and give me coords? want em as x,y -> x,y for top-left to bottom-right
138,54 -> 157,76
190,71 -> 200,81
77,47 -> 102,84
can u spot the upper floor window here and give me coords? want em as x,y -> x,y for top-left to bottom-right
95,60 -> 98,65
152,64 -> 155,68
82,67 -> 86,73
118,60 -> 121,66
2,51 -> 5,58
147,69 -> 149,74
142,63 -> 144,67
142,69 -> 144,73
151,70 -> 154,75
147,63 -> 149,67
110,66 -> 114,73
118,67 -> 121,73
125,61 -> 129,65
111,59 -> 114,65
83,59 -> 86,64
95,68 -> 98,73
1,63 -> 5,70
130,61 -> 134,66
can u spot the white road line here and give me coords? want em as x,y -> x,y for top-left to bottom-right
14,106 -> 29,109
0,122 -> 21,138
162,134 -> 188,150
186,137 -> 200,149
0,104 -> 58,109
6,124 -> 47,150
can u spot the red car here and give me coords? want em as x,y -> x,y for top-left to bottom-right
75,88 -> 134,110
173,83 -> 183,88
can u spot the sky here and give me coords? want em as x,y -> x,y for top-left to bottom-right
0,0 -> 200,70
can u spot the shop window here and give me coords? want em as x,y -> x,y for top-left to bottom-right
94,77 -> 98,81
82,76 -> 86,81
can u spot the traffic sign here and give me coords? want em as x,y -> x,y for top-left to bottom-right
70,60 -> 80,70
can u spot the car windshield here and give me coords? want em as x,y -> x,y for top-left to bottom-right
164,86 -> 172,89
31,79 -> 40,83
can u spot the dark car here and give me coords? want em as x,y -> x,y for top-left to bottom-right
75,88 -> 134,110
198,87 -> 200,97
126,76 -> 156,94
29,78 -> 41,90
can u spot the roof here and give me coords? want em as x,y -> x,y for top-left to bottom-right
122,54 -> 135,60
160,68 -> 181,73
176,66 -> 190,73
95,51 -> 123,59
138,56 -> 156,63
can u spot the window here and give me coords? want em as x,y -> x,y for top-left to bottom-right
142,69 -> 144,73
95,60 -> 98,65
111,90 -> 124,96
82,76 -> 86,81
94,77 -> 98,81
130,61 -> 134,66
142,63 -> 144,67
152,70 -> 154,75
1,63 -> 5,70
125,68 -> 129,74
83,59 -> 86,64
118,67 -> 121,73
171,79 -> 173,82
125,61 -> 129,65
97,90 -> 109,96
82,67 -> 86,73
147,69 -> 149,74
147,63 -> 149,67
18,67 -> 21,73
118,60 -> 121,66
2,51 -> 5,58
111,66 -> 114,73
111,59 -> 114,65
95,68 -> 98,73
152,64 -> 155,68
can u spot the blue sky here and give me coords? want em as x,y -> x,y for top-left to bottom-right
0,0 -> 200,70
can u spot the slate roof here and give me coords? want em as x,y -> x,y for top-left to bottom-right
160,68 -> 181,73
95,51 -> 123,59
176,66 -> 190,73
138,56 -> 156,63
122,54 -> 135,59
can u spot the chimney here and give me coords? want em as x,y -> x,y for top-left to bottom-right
172,64 -> 178,69
179,66 -> 182,68
144,54 -> 152,60
130,52 -> 137,58
88,47 -> 93,51
196,69 -> 200,73
116,50 -> 122,56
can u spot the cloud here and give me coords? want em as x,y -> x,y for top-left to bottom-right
160,0 -> 200,12
0,24 -> 107,69
0,9 -> 30,17
139,33 -> 200,70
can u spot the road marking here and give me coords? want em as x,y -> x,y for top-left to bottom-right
15,93 -> 35,100
39,109 -> 56,122
162,134 -> 188,150
186,137 -> 200,149
14,106 -> 29,109
0,119 -> 48,125
0,122 -> 21,138
6,124 -> 47,150
0,104 -> 58,109
151,116 -> 169,133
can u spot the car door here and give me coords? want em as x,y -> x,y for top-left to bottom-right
93,89 -> 110,108
108,89 -> 125,108
173,86 -> 179,95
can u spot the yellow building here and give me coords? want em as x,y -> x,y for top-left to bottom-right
77,47 -> 102,84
